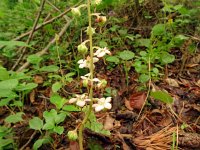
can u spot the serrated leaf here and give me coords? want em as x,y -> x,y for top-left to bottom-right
52,82 -> 62,93
150,91 -> 173,104
118,50 -> 135,60
5,112 -> 24,123
29,117 -> 43,130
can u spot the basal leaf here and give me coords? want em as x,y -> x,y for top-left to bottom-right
29,117 -> 43,130
5,112 -> 24,124
150,91 -> 173,104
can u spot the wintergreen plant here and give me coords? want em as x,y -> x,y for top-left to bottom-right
67,0 -> 112,149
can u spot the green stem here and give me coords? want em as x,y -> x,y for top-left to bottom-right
78,0 -> 94,149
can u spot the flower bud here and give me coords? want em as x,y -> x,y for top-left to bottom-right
98,79 -> 107,89
78,43 -> 88,54
67,130 -> 78,141
71,8 -> 81,17
86,27 -> 95,35
82,79 -> 89,87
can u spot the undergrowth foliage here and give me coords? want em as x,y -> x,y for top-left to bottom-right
0,0 -> 199,149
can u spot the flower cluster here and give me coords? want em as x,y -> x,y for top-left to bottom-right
69,7 -> 111,112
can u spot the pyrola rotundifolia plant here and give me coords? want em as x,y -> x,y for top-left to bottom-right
67,0 -> 112,149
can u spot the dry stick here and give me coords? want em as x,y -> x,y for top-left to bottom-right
11,0 -> 46,71
19,130 -> 37,150
17,19 -> 71,72
13,1 -> 82,42
46,0 -> 70,22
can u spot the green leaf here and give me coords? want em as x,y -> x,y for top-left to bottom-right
43,109 -> 57,123
52,82 -> 62,93
106,56 -> 120,64
139,74 -> 150,83
62,105 -> 81,112
0,67 -> 9,80
50,94 -> 66,109
118,50 -> 135,60
33,138 -> 50,150
53,126 -> 64,135
137,39 -> 150,47
29,117 -> 43,130
0,40 -> 30,47
5,112 -> 24,124
150,91 -> 173,104
55,112 -> 67,124
16,83 -> 38,91
0,78 -> 18,98
152,24 -> 166,36
39,65 -> 59,72
42,122 -> 55,130
161,53 -> 175,64
0,138 -> 14,148
27,55 -> 42,65
0,96 -> 16,106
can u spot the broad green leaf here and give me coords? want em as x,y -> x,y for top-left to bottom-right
0,79 -> 18,90
62,105 -> 81,112
33,138 -> 50,150
0,40 -> 30,47
85,111 -> 110,136
55,112 -> 67,124
43,109 -> 57,123
27,55 -> 42,65
137,39 -> 150,47
0,96 -> 16,106
118,29 -> 127,35
0,67 -> 9,80
139,74 -> 150,83
42,122 -> 55,130
5,112 -> 24,124
152,24 -> 166,36
161,53 -> 175,64
106,56 -> 120,64
39,65 -> 59,72
16,83 -> 38,91
29,117 -> 43,130
52,82 -> 62,93
53,126 -> 64,135
118,50 -> 135,60
0,138 -> 14,148
150,91 -> 173,104
50,94 -> 66,109
99,41 -> 108,47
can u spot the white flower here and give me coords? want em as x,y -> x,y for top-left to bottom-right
69,94 -> 90,107
94,47 -> 111,57
78,56 -> 99,69
92,97 -> 112,112
81,73 -> 100,87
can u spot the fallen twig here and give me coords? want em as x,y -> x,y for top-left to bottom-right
19,130 -> 37,150
17,19 -> 72,72
12,0 -> 46,71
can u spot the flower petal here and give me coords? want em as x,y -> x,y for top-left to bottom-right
69,98 -> 77,103
76,100 -> 85,107
104,103 -> 112,109
95,105 -> 104,112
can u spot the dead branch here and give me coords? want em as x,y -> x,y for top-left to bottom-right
17,19 -> 72,72
12,0 -> 46,71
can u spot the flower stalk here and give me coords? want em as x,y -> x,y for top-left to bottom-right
78,0 -> 93,149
